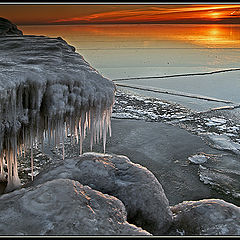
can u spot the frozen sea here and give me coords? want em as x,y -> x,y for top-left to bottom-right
20,23 -> 240,112
19,24 -> 240,204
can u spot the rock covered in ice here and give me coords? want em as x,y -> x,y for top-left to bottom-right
28,152 -> 173,235
0,17 -> 23,36
0,35 -> 115,131
0,21 -> 115,191
0,178 -> 150,235
170,199 -> 240,235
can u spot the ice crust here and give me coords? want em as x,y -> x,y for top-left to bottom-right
188,154 -> 208,164
0,35 -> 116,191
203,133 -> 240,154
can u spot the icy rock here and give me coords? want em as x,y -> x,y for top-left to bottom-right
0,17 -> 23,36
0,178 -> 150,235
28,152 -> 173,235
0,23 -> 115,191
170,199 -> 240,235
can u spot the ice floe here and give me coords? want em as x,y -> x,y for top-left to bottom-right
188,154 -> 208,164
202,133 -> 240,154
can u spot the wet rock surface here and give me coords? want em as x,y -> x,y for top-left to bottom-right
0,178 -> 150,235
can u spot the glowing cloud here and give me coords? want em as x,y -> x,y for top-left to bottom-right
0,4 -> 240,25
49,5 -> 240,24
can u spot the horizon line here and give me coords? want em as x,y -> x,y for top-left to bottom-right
2,2 -> 240,4
18,22 -> 240,26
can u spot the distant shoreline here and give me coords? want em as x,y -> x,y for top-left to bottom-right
18,22 -> 240,26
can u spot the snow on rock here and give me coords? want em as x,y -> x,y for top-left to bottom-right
113,90 -> 190,122
0,23 -> 116,192
170,199 -> 240,235
0,17 -> 23,36
205,117 -> 227,127
0,178 -> 150,235
27,152 -> 173,235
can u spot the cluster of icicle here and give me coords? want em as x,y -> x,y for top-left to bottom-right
0,31 -> 116,193
0,72 -> 115,192
0,105 -> 113,193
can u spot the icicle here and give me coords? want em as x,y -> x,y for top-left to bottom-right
88,110 -> 91,130
107,108 -> 112,137
5,145 -> 21,192
0,154 -> 6,181
96,119 -> 100,144
75,123 -> 78,144
1,84 -> 115,192
83,113 -> 87,139
12,147 -> 21,189
64,122 -> 68,138
90,122 -> 94,152
6,149 -> 13,191
79,135 -> 83,156
31,139 -> 34,181
62,125 -> 65,161
85,112 -> 89,130
103,119 -> 107,154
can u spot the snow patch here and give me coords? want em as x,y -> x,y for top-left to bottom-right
205,117 -> 227,126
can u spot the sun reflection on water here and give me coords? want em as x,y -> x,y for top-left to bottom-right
20,23 -> 240,49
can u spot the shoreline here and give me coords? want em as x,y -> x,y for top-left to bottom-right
2,89 -> 239,207
110,89 -> 240,206
105,118 -> 240,206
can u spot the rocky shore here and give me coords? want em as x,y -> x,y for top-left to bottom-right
1,152 -> 240,236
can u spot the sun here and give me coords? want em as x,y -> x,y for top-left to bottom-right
209,12 -> 222,19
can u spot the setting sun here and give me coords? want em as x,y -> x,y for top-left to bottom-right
209,12 -> 222,18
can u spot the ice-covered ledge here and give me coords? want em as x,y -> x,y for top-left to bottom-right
0,18 -> 116,192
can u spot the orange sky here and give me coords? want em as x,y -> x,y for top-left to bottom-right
0,4 -> 240,25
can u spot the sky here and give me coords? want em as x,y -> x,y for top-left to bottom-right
0,4 -> 240,25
